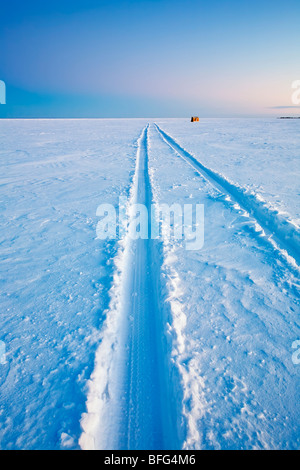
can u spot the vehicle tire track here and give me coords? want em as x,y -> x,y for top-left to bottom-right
80,125 -> 180,450
155,123 -> 300,268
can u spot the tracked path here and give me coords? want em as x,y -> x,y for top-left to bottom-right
155,124 -> 300,267
80,125 -> 178,450
122,125 -> 176,449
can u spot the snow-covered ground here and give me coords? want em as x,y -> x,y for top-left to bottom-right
0,118 -> 299,449
0,119 -> 144,449
157,118 -> 300,225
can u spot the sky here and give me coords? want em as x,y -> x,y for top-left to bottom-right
0,0 -> 300,118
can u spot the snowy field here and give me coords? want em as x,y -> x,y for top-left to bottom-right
0,118 -> 299,450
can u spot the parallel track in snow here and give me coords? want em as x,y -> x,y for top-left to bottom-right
122,125 -> 178,449
155,124 -> 300,268
80,126 -> 179,450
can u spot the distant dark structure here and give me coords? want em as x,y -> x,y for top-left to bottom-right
191,116 -> 199,122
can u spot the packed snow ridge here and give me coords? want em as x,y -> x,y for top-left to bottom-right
0,118 -> 299,450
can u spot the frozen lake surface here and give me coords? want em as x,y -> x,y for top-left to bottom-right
0,118 -> 299,449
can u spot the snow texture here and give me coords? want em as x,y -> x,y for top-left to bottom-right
0,118 -> 299,450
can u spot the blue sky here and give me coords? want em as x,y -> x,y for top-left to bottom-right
0,0 -> 299,117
